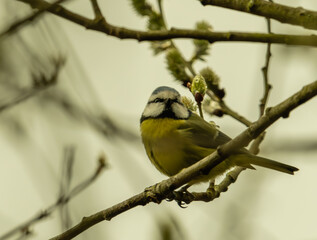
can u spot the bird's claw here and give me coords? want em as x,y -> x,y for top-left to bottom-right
144,184 -> 163,204
167,185 -> 194,208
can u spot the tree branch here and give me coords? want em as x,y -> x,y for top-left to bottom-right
219,100 -> 252,126
0,154 -> 107,240
0,57 -> 64,113
89,0 -> 103,19
249,2 -> 274,155
206,90 -> 252,126
259,35 -> 272,116
200,0 -> 317,31
0,0 -> 68,39
50,80 -> 317,240
166,166 -> 245,204
59,146 -> 76,229
16,0 -> 317,46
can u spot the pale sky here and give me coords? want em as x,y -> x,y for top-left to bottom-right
1,0 -> 317,239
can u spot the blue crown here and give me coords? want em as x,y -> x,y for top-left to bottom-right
152,86 -> 179,95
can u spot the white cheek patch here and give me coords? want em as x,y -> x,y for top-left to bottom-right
172,102 -> 190,119
142,102 -> 165,118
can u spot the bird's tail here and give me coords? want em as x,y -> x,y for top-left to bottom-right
231,154 -> 299,175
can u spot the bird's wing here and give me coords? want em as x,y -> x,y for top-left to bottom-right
176,113 -> 298,175
177,113 -> 256,172
177,112 -> 233,149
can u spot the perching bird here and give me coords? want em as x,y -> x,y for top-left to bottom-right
140,86 -> 298,186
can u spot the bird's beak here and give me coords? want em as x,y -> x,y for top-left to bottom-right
165,99 -> 173,111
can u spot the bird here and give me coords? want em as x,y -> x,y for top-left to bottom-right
140,86 -> 298,186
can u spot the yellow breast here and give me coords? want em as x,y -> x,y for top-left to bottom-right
140,118 -> 189,176
140,118 -> 185,138
140,118 -> 231,183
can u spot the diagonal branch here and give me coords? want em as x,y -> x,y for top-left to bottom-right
0,0 -> 68,39
200,0 -> 317,31
50,80 -> 317,240
219,100 -> 252,126
0,155 -> 107,240
0,57 -> 64,113
16,0 -> 317,46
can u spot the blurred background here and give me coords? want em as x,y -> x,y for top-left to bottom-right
0,0 -> 317,239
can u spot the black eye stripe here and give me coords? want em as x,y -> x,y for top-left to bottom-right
148,98 -> 179,104
148,98 -> 164,104
155,98 -> 165,103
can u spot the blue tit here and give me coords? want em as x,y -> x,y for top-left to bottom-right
140,86 -> 298,185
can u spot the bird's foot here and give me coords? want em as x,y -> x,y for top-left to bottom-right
167,184 -> 194,208
144,184 -> 164,204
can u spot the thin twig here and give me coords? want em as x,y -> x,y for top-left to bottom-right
12,227 -> 33,240
0,57 -> 64,113
250,0 -> 274,154
59,147 -> 76,229
197,102 -> 204,118
219,101 -> 252,126
249,132 -> 266,155
51,80 -> 317,240
206,90 -> 252,126
0,88 -> 47,112
259,44 -> 272,114
157,0 -> 166,29
0,154 -> 107,240
0,0 -> 68,39
16,0 -> 317,46
89,0 -> 104,20
259,5 -> 273,116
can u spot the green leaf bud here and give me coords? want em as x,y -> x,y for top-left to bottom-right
191,74 -> 207,99
200,67 -> 225,99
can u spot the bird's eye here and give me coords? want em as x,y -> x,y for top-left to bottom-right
154,98 -> 164,103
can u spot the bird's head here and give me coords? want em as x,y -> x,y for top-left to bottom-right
140,86 -> 190,123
